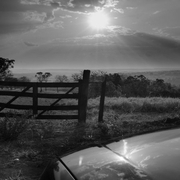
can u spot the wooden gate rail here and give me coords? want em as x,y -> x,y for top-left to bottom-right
0,90 -> 79,98
36,86 -> 77,119
0,70 -> 90,122
0,86 -> 31,111
0,81 -> 79,87
0,103 -> 78,110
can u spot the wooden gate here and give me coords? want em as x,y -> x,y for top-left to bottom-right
0,70 -> 90,123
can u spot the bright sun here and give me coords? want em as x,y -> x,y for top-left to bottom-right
88,12 -> 109,30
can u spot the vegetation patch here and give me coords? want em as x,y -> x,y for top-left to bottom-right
88,97 -> 180,114
0,111 -> 30,141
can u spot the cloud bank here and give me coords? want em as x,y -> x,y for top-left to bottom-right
13,31 -> 180,70
0,0 -> 121,36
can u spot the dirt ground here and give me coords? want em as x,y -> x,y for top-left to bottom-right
0,135 -> 68,180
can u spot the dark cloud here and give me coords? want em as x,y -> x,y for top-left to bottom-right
0,13 -> 41,35
107,26 -> 136,35
0,0 -> 22,12
50,0 -> 117,13
159,27 -> 180,39
45,26 -> 180,49
0,0 -> 57,35
24,41 -> 38,47
16,31 -> 180,70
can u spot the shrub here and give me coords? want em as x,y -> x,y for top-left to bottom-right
28,120 -> 55,139
0,111 -> 30,141
112,101 -> 134,113
67,120 -> 123,145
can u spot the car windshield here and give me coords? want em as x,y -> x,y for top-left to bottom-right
0,0 -> 180,179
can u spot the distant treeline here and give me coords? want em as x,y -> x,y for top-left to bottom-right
2,69 -> 180,98
75,71 -> 180,98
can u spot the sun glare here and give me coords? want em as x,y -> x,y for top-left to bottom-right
88,12 -> 109,30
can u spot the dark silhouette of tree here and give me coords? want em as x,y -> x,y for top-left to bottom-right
55,75 -> 68,82
4,76 -> 18,82
18,76 -> 30,82
135,75 -> 150,97
43,72 -> 52,82
35,72 -> 52,82
43,72 -> 52,91
35,72 -> 43,92
105,81 -> 122,97
122,76 -> 137,97
18,76 -> 31,90
90,70 -> 107,82
121,75 -> 150,97
35,72 -> 43,83
4,76 -> 18,89
35,72 -> 52,92
69,71 -> 180,98
0,57 -> 15,81
71,72 -> 83,81
87,71 -> 106,98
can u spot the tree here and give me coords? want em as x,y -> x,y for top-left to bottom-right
135,75 -> 150,97
35,72 -> 43,92
55,75 -> 68,82
35,72 -> 44,83
18,76 -> 31,90
122,75 -> 150,97
18,76 -> 30,82
0,57 -> 15,81
106,73 -> 123,89
4,76 -> 18,89
71,72 -> 83,81
43,72 -> 52,91
55,75 -> 68,92
90,70 -> 107,82
35,72 -> 52,92
43,72 -> 52,82
149,79 -> 174,97
105,81 -> 122,97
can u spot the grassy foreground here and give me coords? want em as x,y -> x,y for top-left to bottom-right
1,97 -> 180,179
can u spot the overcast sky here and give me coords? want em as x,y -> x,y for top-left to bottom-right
0,0 -> 180,70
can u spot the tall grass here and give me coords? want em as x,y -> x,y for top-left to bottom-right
88,97 -> 180,114
0,111 -> 30,141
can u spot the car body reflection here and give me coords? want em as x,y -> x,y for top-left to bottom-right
40,128 -> 180,180
107,128 -> 180,180
62,146 -> 151,180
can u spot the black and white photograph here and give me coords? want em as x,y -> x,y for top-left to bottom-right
1,0 -> 180,179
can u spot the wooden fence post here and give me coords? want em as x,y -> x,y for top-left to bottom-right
79,70 -> 90,123
98,77 -> 107,123
33,83 -> 38,115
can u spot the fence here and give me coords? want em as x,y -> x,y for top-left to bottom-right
0,70 -> 93,123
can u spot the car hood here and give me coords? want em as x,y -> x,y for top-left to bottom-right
62,145 -> 151,180
107,128 -> 180,180
62,128 -> 180,180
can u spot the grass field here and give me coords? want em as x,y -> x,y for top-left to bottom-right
1,96 -> 180,179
